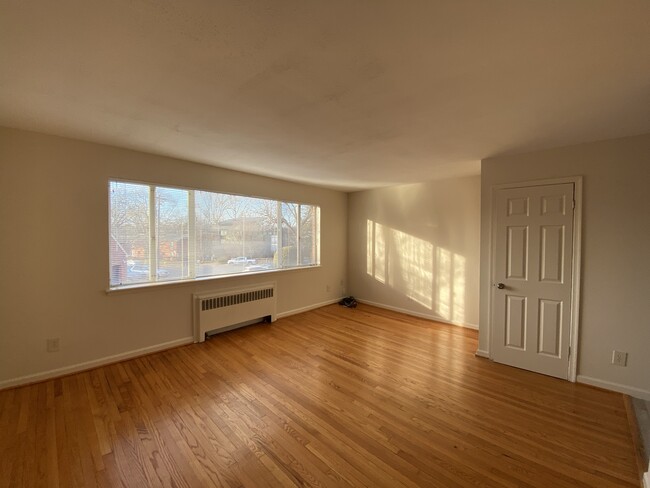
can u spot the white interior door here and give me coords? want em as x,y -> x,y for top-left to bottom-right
491,183 -> 574,379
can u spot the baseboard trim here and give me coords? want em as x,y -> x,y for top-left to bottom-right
0,336 -> 194,391
276,297 -> 344,319
577,375 -> 650,401
356,298 -> 479,330
0,298 -> 345,391
475,349 -> 490,359
644,470 -> 649,488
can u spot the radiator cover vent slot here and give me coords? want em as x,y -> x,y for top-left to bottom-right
193,282 -> 277,342
201,287 -> 274,311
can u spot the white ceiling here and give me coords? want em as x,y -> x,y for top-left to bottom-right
1,1 -> 649,191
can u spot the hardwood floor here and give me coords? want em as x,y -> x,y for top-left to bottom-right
0,304 -> 640,487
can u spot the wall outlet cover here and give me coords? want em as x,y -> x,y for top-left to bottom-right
611,350 -> 627,367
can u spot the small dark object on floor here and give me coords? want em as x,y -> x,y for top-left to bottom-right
339,296 -> 357,308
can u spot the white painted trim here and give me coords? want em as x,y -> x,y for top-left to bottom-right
643,469 -> 649,488
276,298 -> 344,319
106,264 -> 321,294
487,176 -> 583,382
568,177 -> 583,382
0,336 -> 194,391
1,298 -> 343,391
356,298 -> 479,330
577,375 -> 650,401
475,349 -> 490,358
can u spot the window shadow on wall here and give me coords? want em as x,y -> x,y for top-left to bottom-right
366,219 -> 466,324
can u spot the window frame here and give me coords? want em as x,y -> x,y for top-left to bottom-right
107,178 -> 321,292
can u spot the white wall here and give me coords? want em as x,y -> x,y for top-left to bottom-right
479,133 -> 650,399
348,176 -> 481,328
0,127 -> 348,387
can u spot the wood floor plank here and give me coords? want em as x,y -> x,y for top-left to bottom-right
0,304 -> 640,487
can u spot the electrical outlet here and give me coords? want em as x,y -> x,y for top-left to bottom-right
611,350 -> 627,366
326,284 -> 331,293
46,338 -> 60,353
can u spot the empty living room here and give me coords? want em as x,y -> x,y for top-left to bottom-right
1,1 -> 649,487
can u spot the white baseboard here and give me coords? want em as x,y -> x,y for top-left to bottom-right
356,298 -> 479,330
0,298 -> 344,391
643,470 -> 649,488
0,336 -> 194,391
276,297 -> 344,319
475,349 -> 490,359
577,375 -> 650,401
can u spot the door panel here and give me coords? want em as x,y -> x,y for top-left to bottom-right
505,295 -> 527,349
492,183 -> 574,379
538,299 -> 562,357
540,225 -> 564,283
507,197 -> 529,216
541,194 -> 566,216
507,226 -> 528,280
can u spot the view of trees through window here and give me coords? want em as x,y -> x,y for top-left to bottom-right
109,181 -> 320,288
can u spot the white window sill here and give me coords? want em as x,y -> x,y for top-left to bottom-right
105,264 -> 321,294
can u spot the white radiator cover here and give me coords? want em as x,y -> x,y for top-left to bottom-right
193,282 -> 277,342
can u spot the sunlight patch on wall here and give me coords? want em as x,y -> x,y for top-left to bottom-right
374,223 -> 386,283
365,219 -> 466,323
452,253 -> 466,324
436,248 -> 451,319
390,228 -> 433,309
435,248 -> 466,324
367,219 -> 373,276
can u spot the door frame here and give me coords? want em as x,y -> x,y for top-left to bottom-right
486,176 -> 583,382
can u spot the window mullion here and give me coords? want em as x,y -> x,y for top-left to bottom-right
277,201 -> 283,267
149,185 -> 157,282
311,206 -> 320,264
188,190 -> 196,278
296,204 -> 301,266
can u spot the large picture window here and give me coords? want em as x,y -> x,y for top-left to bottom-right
109,181 -> 320,288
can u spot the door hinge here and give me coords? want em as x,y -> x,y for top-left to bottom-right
572,200 -> 575,210
568,346 -> 571,357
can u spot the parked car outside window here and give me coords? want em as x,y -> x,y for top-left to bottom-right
127,264 -> 170,279
227,256 -> 256,265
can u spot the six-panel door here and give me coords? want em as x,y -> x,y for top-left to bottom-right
491,183 -> 574,379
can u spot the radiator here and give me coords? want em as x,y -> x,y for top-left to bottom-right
193,282 -> 277,342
